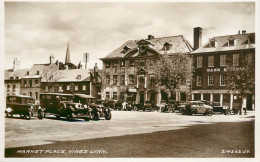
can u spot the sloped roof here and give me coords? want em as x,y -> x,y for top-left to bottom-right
102,35 -> 193,59
52,69 -> 91,82
192,33 -> 255,54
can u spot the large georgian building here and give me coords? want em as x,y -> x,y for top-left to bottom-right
191,28 -> 255,110
100,34 -> 193,104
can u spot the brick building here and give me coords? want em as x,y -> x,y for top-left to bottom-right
100,35 -> 193,104
191,28 -> 255,110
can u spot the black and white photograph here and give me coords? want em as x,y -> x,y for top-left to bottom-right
0,0 -> 258,161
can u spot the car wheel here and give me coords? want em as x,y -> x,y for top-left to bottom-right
105,113 -> 112,120
191,109 -> 197,116
25,112 -> 31,120
20,114 -> 25,119
67,113 -> 73,121
38,112 -> 44,119
208,110 -> 213,116
94,112 -> 100,120
84,117 -> 90,121
56,115 -> 61,119
6,112 -> 13,118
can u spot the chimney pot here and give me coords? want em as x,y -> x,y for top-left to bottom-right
194,27 -> 202,50
242,30 -> 246,34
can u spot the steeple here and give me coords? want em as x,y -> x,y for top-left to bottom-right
65,41 -> 71,64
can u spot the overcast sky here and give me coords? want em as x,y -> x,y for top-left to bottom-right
4,2 -> 255,70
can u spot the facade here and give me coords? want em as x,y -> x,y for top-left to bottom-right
100,35 -> 193,104
191,28 -> 255,110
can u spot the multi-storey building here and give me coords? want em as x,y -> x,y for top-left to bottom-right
100,35 -> 193,104
191,28 -> 255,110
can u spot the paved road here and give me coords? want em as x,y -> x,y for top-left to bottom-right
5,111 -> 255,157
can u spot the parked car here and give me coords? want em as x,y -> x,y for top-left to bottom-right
107,99 -> 123,110
161,100 -> 178,113
89,100 -> 112,120
39,93 -> 91,121
206,101 -> 229,115
5,95 -> 43,120
181,101 -> 213,116
175,102 -> 186,113
141,101 -> 155,111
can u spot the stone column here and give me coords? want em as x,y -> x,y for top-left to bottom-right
158,91 -> 161,105
210,93 -> 213,102
192,93 -> 194,100
230,94 -> 233,109
144,76 -> 147,88
220,93 -> 223,106
201,93 -> 204,100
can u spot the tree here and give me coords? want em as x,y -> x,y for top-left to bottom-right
41,64 -> 63,92
226,54 -> 255,115
153,53 -> 193,100
58,62 -> 77,70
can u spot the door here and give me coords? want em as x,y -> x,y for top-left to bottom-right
140,93 -> 144,105
246,94 -> 253,110
150,91 -> 156,103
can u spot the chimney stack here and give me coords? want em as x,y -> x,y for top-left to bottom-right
148,35 -> 154,40
242,30 -> 246,34
49,54 -> 55,64
194,27 -> 202,50
238,30 -> 240,34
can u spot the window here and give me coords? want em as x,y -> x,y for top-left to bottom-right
246,53 -> 253,62
35,80 -> 39,87
7,84 -> 10,89
197,56 -> 203,68
113,92 -> 117,99
220,55 -> 226,66
36,71 -> 39,75
106,62 -> 111,68
139,76 -> 145,85
208,75 -> 214,86
140,60 -> 145,66
59,86 -> 63,92
150,75 -> 155,86
35,92 -> 38,100
210,40 -> 215,47
197,75 -> 202,86
75,85 -> 78,91
113,61 -> 118,67
249,36 -> 255,44
29,92 -> 32,97
120,92 -> 125,100
82,85 -> 86,91
106,92 -> 110,99
120,61 -> 125,67
233,54 -> 239,66
26,71 -> 29,75
67,85 -> 70,90
45,86 -> 48,92
150,59 -> 155,66
13,84 -> 16,89
106,75 -> 110,84
113,75 -> 117,85
129,75 -> 134,84
130,61 -> 135,67
228,39 -> 235,46
120,75 -> 125,85
29,80 -> 32,87
24,80 -> 27,87
77,75 -> 81,80
208,56 -> 214,67
220,75 -> 226,86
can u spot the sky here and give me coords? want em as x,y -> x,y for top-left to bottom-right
4,2 -> 255,70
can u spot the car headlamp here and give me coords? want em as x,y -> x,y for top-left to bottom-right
6,108 -> 12,112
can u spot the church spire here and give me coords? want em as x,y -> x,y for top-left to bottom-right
65,40 -> 71,64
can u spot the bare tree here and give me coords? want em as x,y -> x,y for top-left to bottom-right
153,53 -> 193,100
41,64 -> 62,92
226,55 -> 255,115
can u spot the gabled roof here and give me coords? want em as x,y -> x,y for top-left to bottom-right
192,33 -> 255,54
45,69 -> 91,82
101,35 -> 193,59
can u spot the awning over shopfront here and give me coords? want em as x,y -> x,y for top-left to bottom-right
127,88 -> 137,93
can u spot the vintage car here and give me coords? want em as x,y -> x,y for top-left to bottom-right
107,100 -> 123,110
161,100 -> 178,113
39,93 -> 91,121
206,101 -> 229,115
5,95 -> 44,120
89,100 -> 112,120
142,101 -> 154,111
175,102 -> 186,113
181,101 -> 213,116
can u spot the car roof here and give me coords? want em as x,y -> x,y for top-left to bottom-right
7,95 -> 33,98
40,93 -> 73,96
73,93 -> 96,99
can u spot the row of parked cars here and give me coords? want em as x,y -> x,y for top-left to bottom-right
5,93 -> 112,121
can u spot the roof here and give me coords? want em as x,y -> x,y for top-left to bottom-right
41,69 -> 91,82
40,93 -> 73,96
73,94 -> 96,99
102,35 -> 193,59
192,33 -> 255,54
7,95 -> 33,98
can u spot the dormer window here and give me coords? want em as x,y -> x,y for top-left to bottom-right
123,46 -> 131,53
163,42 -> 172,50
36,71 -> 39,75
106,62 -> 111,68
120,61 -> 125,67
228,37 -> 235,46
209,39 -> 217,48
77,75 -> 81,80
113,61 -> 118,67
26,71 -> 29,75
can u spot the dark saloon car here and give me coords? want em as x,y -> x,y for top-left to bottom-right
181,101 -> 213,116
40,93 -> 91,121
89,100 -> 112,120
5,95 -> 43,120
206,101 -> 229,115
161,100 -> 178,113
142,101 -> 156,112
